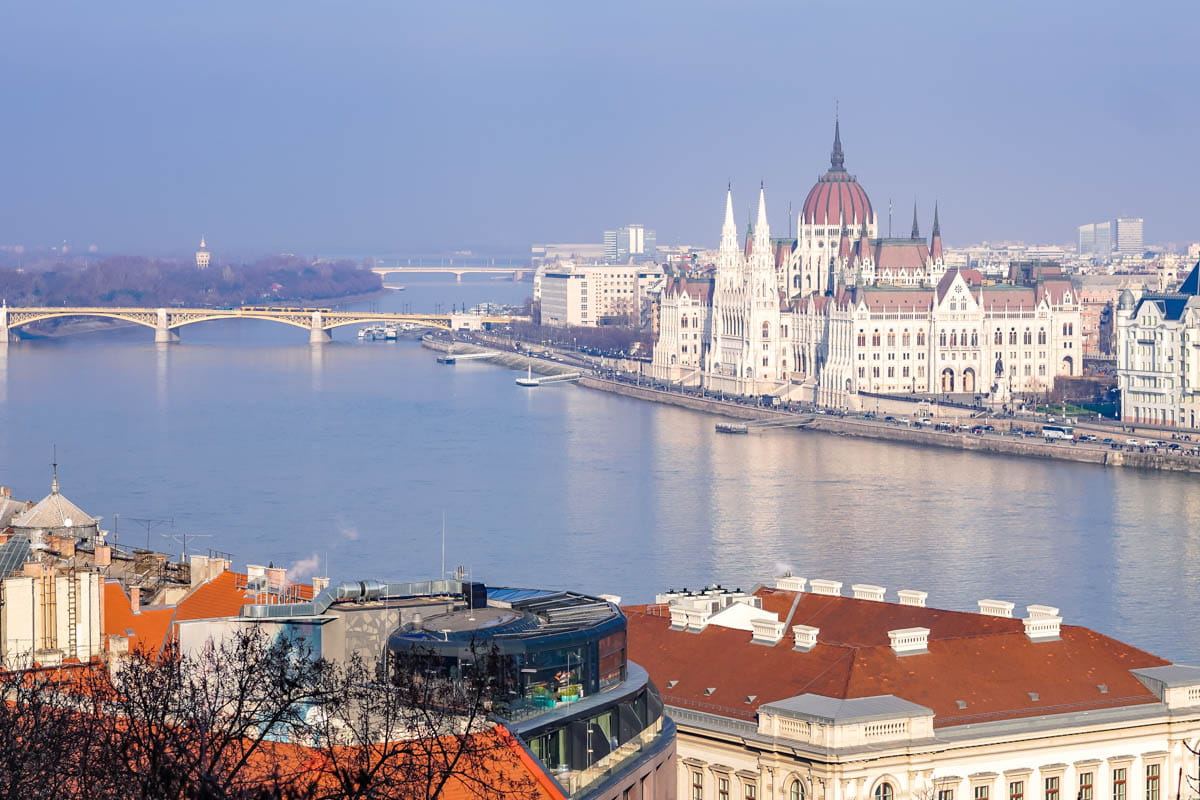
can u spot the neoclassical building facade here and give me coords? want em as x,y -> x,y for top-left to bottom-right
626,579 -> 1200,800
650,122 -> 1082,406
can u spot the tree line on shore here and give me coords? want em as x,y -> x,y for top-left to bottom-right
0,255 -> 382,308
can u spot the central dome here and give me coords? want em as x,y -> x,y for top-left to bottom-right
801,120 -> 874,227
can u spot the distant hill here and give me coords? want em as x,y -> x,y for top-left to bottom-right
0,255 -> 382,307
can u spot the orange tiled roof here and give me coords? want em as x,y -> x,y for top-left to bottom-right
625,587 -> 1168,727
104,571 -> 316,656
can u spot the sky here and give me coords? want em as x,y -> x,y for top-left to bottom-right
1,0 -> 1197,257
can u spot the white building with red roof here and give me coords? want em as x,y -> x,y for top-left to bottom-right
626,578 -> 1200,800
651,121 -> 1083,402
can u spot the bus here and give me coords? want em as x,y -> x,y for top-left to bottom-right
1042,424 -> 1074,441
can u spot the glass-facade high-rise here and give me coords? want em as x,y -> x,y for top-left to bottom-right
603,224 -> 657,264
1115,217 -> 1144,256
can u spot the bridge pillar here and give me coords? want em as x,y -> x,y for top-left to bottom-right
310,311 -> 332,344
455,272 -> 463,283
155,308 -> 179,343
0,304 -> 8,345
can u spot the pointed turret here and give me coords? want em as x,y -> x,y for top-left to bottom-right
930,202 -> 944,261
830,117 -> 845,171
838,214 -> 852,260
753,183 -> 771,248
719,185 -> 738,255
911,202 -> 921,240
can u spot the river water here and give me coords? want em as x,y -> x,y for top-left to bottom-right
0,278 -> 1195,663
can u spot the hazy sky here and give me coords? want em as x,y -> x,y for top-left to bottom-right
2,0 -> 1196,256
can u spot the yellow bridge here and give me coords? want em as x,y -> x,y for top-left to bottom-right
0,304 -> 517,344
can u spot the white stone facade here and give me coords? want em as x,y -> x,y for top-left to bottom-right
1115,266 -> 1200,427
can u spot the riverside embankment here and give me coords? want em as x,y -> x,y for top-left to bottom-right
419,338 -> 1200,475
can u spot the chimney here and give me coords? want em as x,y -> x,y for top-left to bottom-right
130,587 -> 141,615
312,576 -> 331,594
852,584 -> 885,602
23,561 -> 43,578
94,545 -> 111,567
750,616 -> 786,646
189,555 -> 210,588
1023,605 -> 1062,641
775,574 -> 807,592
888,627 -> 930,656
792,624 -> 819,651
809,579 -> 843,597
266,566 -> 286,592
897,590 -> 927,607
978,599 -> 1015,618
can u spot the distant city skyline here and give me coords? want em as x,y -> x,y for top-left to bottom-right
2,1 -> 1197,255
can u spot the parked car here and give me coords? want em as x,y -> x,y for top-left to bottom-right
1125,438 -> 1140,446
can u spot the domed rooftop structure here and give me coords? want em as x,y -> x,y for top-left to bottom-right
10,468 -> 99,544
1118,288 -> 1135,310
801,119 -> 874,226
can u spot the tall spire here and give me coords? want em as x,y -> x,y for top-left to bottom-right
719,185 -> 738,254
930,201 -> 944,261
51,445 -> 59,494
830,116 -> 845,171
911,201 -> 920,240
753,183 -> 771,250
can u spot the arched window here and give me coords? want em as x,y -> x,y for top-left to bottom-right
790,780 -> 806,800
872,330 -> 881,347
1009,329 -> 1018,345
887,331 -> 896,346
875,783 -> 894,800
994,329 -> 1003,345
970,330 -> 978,346
857,331 -> 867,347
902,330 -> 911,347
1038,328 -> 1046,344
1023,328 -> 1032,345
949,331 -> 957,346
939,331 -> 947,347
681,316 -> 688,328
762,322 -> 770,339
917,330 -> 926,346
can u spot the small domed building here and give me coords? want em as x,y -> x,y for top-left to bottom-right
10,470 -> 100,546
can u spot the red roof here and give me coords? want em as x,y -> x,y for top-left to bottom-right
625,587 -> 1168,727
803,173 -> 873,226
104,571 -> 316,657
872,239 -> 929,270
665,276 -> 713,304
858,289 -> 932,313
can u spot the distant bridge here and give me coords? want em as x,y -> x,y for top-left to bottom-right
0,305 -> 516,344
371,266 -> 528,282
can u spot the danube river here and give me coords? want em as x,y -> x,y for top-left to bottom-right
0,279 -> 1196,663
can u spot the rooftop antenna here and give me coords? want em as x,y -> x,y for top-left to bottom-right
888,198 -> 894,238
51,444 -> 59,494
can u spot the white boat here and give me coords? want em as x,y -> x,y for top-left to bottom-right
516,361 -> 539,387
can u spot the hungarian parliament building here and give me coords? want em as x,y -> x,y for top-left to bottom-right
650,122 -> 1083,407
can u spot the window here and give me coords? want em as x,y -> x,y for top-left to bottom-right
720,777 -> 730,800
1038,328 -> 1046,344
745,783 -> 757,800
950,331 -> 957,346
887,366 -> 895,378
1010,781 -> 1024,800
790,780 -> 805,800
887,331 -> 896,346
940,331 -> 948,346
1146,765 -> 1159,800
975,787 -> 990,800
872,331 -> 881,346
873,366 -> 880,378
682,316 -> 688,328
1010,329 -> 1018,345
902,331 -> 911,346
995,329 -> 1003,344
939,791 -> 955,800
858,367 -> 865,378
875,784 -> 894,800
1078,772 -> 1093,800
1024,329 -> 1033,345
858,332 -> 867,346
917,330 -> 927,346
692,772 -> 704,800
971,331 -> 978,346
762,322 -> 770,339
1113,769 -> 1127,800
1045,777 -> 1059,800
762,357 -> 769,367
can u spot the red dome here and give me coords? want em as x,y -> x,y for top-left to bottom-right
801,119 -> 874,226
802,172 -> 873,226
